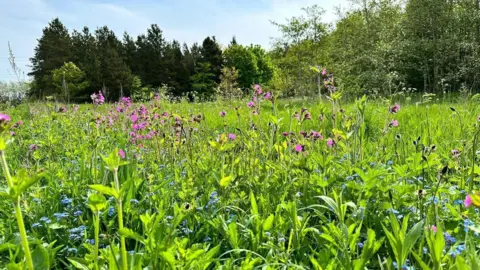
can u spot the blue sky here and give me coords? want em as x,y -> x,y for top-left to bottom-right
0,0 -> 348,81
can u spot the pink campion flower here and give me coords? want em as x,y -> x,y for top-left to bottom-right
282,132 -> 289,137
294,112 -> 301,121
228,133 -> 236,140
17,120 -> 23,126
477,115 -> 480,122
28,144 -> 38,152
254,84 -> 262,95
118,149 -> 126,159
162,112 -> 169,118
264,92 -> 272,100
145,134 -> 152,140
321,68 -> 327,76
389,103 -> 401,114
0,114 -> 11,124
431,225 -> 437,233
300,131 -> 308,138
303,112 -> 312,121
253,110 -> 258,115
451,149 -> 461,158
465,195 -> 472,208
9,131 -> 15,136
390,119 -> 399,127
311,131 -> 323,140
131,114 -> 138,123
247,101 -> 255,108
219,111 -> 226,117
327,138 -> 335,147
91,91 -> 105,105
294,144 -> 304,153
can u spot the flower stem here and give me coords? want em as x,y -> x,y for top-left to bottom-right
113,168 -> 128,270
93,212 -> 100,270
0,151 -> 33,270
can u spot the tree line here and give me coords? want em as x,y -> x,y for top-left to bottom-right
29,19 -> 274,102
29,0 -> 480,102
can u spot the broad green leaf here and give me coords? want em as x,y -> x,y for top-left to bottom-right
89,184 -> 118,199
32,244 -> 50,270
87,193 -> 107,212
160,251 -> 175,268
119,227 -> 145,243
219,176 -> 233,188
262,214 -> 274,231
67,258 -> 90,270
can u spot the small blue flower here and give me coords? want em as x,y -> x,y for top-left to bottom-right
387,208 -> 400,215
443,232 -> 456,244
464,219 -> 474,232
387,160 -> 393,166
265,232 -> 271,237
203,236 -> 212,242
166,215 -> 173,220
32,198 -> 41,204
86,239 -> 95,245
128,250 -> 135,255
295,192 -> 303,197
357,242 -> 364,248
346,175 -> 354,181
32,223 -> 42,228
53,212 -> 69,221
60,195 -> 73,206
108,207 -> 115,217
182,227 -> 193,235
67,248 -> 78,253
454,200 -> 463,205
39,217 -> 51,224
73,210 -> 83,217
423,247 -> 428,254
130,199 -> 139,205
278,237 -> 286,243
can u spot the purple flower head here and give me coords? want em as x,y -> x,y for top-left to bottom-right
131,114 -> 138,123
303,112 -> 312,121
219,111 -> 226,117
294,144 -> 304,153
311,131 -> 323,140
451,149 -> 461,158
327,138 -> 335,147
228,133 -> 236,140
390,119 -> 399,127
91,91 -> 105,105
264,92 -> 272,100
247,101 -> 255,108
389,104 -> 401,114
465,195 -> 472,208
0,114 -> 11,124
282,132 -> 289,137
118,149 -> 125,159
294,112 -> 301,121
477,115 -> 480,122
254,84 -> 262,95
321,68 -> 327,76
29,144 -> 38,152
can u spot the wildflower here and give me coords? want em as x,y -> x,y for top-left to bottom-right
108,207 -> 114,217
390,119 -> 399,127
321,68 -> 327,76
0,114 -> 11,124
254,84 -> 262,95
247,101 -> 255,108
73,105 -> 79,111
264,92 -> 272,100
228,133 -> 236,140
91,91 -> 105,105
32,198 -> 41,204
478,115 -> 480,122
86,239 -> 95,245
387,160 -> 393,166
423,247 -> 428,254
29,144 -> 38,151
311,131 -> 323,140
465,194 -> 472,208
53,212 -> 69,221
60,195 -> 72,206
131,114 -> 138,123
278,237 -> 286,243
294,112 -> 300,121
464,219 -> 474,232
282,132 -> 289,137
32,223 -> 42,228
73,210 -> 83,217
431,225 -> 437,233
67,248 -> 78,253
128,250 -> 135,255
219,111 -> 226,117
357,242 -> 364,248
130,199 -> 139,205
39,217 -> 51,224
294,144 -> 304,153
451,149 -> 461,158
166,215 -> 173,221
389,104 -> 401,114
118,149 -> 125,159
303,111 -> 312,121
327,138 -> 335,147
9,131 -> 14,136
443,232 -> 456,244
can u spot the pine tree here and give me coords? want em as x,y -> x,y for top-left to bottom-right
165,40 -> 190,97
29,18 -> 72,98
135,24 -> 167,87
200,36 -> 223,84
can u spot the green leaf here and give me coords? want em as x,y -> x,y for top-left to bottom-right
228,221 -> 239,249
87,193 -> 107,212
250,191 -> 259,216
262,214 -> 274,231
160,251 -> 176,268
119,228 -> 145,243
0,243 -> 16,252
219,176 -> 234,188
32,244 -> 50,270
411,252 -> 430,270
89,184 -> 119,199
67,258 -> 90,270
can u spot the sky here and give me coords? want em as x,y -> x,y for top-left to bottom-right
0,0 -> 349,81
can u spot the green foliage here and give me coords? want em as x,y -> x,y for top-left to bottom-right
51,62 -> 88,102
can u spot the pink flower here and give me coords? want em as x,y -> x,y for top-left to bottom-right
17,120 -> 23,126
477,115 -> 480,122
118,149 -> 125,159
228,133 -> 236,140
303,112 -> 312,121
253,110 -> 258,115
219,111 -> 226,117
389,104 -> 401,114
311,131 -> 323,140
452,149 -> 461,158
264,92 -> 272,100
321,68 -> 327,76
465,195 -> 472,208
294,112 -> 301,121
282,132 -> 289,137
73,105 -> 79,111
29,144 -> 38,151
294,144 -> 304,153
390,119 -> 399,127
0,114 -> 11,124
247,101 -> 255,108
9,131 -> 15,136
431,225 -> 437,233
327,138 -> 335,147
91,91 -> 105,105
131,114 -> 138,123
254,84 -> 262,95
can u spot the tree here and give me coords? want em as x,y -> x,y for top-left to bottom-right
29,18 -> 72,98
217,67 -> 242,100
190,62 -> 216,101
52,62 -> 88,102
135,24 -> 168,88
223,44 -> 258,91
201,36 -> 223,84
165,40 -> 190,97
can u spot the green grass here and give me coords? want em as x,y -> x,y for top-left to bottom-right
0,95 -> 479,269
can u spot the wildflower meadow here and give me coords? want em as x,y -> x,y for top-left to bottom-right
0,87 -> 480,269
